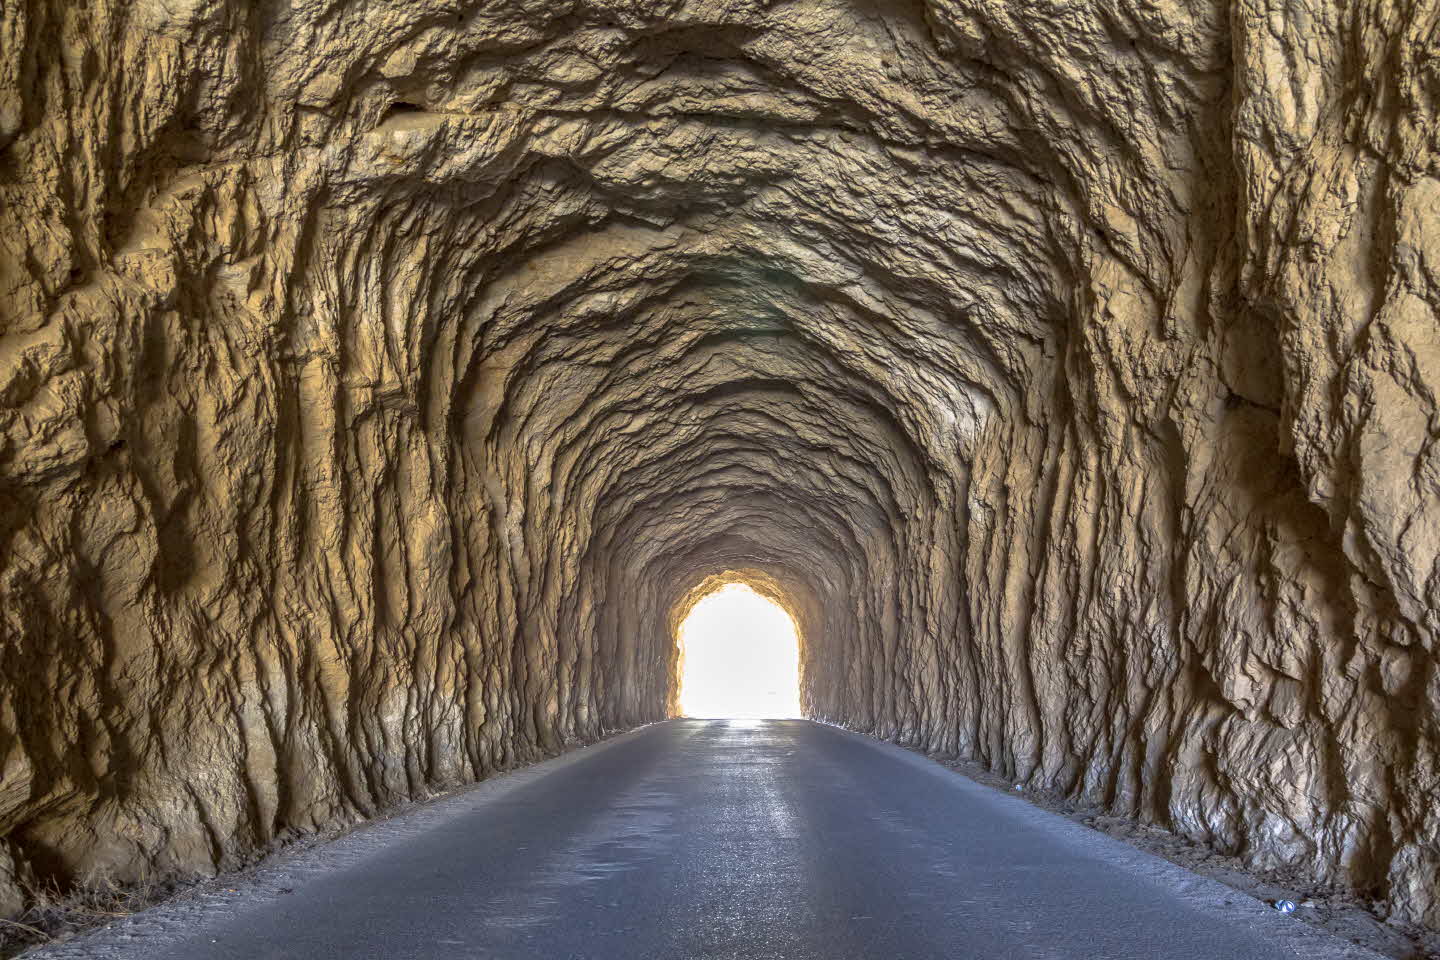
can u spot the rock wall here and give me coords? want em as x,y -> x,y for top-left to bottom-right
1,0 -> 1437,929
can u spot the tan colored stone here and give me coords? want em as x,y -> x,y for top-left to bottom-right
0,0 -> 1436,933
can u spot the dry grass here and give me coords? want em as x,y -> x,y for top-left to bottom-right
0,874 -> 170,959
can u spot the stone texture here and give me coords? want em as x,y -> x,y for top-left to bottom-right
0,0 -> 1437,931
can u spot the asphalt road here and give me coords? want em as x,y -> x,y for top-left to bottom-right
42,720 -> 1377,960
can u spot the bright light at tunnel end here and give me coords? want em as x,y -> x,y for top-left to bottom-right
677,583 -> 801,719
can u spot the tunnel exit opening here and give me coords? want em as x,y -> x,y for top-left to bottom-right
677,583 -> 801,718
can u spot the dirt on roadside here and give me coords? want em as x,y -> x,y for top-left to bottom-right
922,750 -> 1440,960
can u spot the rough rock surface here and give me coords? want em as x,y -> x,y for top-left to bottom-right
0,0 -> 1437,931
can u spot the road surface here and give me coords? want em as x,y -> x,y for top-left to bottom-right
39,720 -> 1376,959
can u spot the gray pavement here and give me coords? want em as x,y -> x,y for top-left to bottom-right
38,720 -> 1380,959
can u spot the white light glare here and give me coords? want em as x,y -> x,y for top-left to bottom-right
678,583 -> 801,719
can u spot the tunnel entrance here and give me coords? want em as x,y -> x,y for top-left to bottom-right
677,583 -> 801,718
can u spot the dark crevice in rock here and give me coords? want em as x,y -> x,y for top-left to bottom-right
0,0 -> 1437,947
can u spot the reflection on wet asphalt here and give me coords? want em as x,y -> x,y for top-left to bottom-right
45,720 -> 1363,960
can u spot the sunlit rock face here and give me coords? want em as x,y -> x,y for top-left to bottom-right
1,0 -> 1437,928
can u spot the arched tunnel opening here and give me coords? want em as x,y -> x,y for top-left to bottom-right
1,0 -> 1437,956
673,574 -> 802,719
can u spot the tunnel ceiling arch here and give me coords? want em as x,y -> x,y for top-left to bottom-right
2,0 -> 1438,930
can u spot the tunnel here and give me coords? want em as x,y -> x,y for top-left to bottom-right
674,577 -> 801,718
0,0 -> 1437,953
